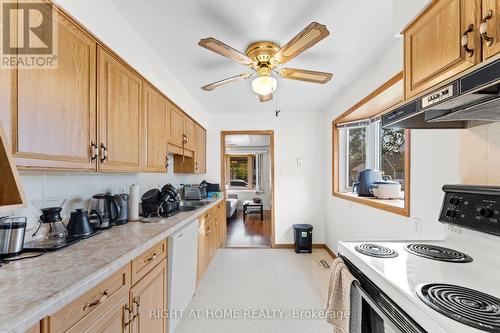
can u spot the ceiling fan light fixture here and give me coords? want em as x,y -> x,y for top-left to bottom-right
252,75 -> 277,96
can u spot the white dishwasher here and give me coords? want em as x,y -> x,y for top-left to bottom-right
168,220 -> 198,333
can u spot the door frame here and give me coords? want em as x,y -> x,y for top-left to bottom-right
220,130 -> 276,248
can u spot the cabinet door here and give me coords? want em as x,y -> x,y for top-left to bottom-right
143,84 -> 169,172
14,3 -> 97,170
482,0 -> 500,60
169,106 -> 184,148
98,47 -> 144,171
184,118 -> 195,151
404,0 -> 481,98
130,260 -> 168,333
68,294 -> 131,333
197,216 -> 209,282
195,125 -> 206,174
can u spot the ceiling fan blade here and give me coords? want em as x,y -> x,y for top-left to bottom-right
199,38 -> 255,66
279,68 -> 333,84
259,93 -> 273,102
272,22 -> 329,64
201,73 -> 253,91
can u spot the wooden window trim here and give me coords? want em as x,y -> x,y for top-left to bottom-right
332,72 -> 411,217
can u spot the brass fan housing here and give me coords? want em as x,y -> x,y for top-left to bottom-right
245,41 -> 280,69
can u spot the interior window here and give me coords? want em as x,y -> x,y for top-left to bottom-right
229,156 -> 250,189
347,127 -> 367,187
378,126 -> 406,190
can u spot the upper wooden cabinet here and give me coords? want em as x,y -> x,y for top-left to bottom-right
97,47 -> 144,172
195,125 -> 207,173
184,117 -> 196,151
482,0 -> 500,59
4,4 -> 98,170
404,0 -> 481,98
169,106 -> 185,148
143,83 -> 169,172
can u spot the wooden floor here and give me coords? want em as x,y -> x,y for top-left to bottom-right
226,209 -> 272,248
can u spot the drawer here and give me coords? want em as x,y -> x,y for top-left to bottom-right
49,264 -> 131,333
131,239 -> 167,285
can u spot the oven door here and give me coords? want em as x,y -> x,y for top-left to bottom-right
342,256 -> 427,333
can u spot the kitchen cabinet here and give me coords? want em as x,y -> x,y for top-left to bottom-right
131,240 -> 167,285
197,203 -> 225,283
47,264 -> 131,332
129,259 -> 168,333
169,106 -> 185,149
173,124 -> 206,174
143,83 -> 169,172
195,125 -> 207,173
404,0 -> 481,98
97,47 -> 145,172
482,0 -> 500,59
0,124 -> 26,212
6,3 -> 98,170
25,323 -> 40,333
184,118 -> 196,152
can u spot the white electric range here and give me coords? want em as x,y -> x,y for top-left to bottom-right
338,185 -> 500,333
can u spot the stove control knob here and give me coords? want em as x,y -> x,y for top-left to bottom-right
480,208 -> 494,218
446,209 -> 458,218
449,197 -> 462,205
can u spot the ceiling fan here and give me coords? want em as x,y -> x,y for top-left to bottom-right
198,22 -> 333,102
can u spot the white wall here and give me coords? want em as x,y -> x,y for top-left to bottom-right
2,0 -> 215,231
323,38 -> 460,253
206,112 -> 326,245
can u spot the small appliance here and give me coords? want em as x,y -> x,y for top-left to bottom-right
25,199 -> 79,251
0,216 -> 26,258
112,193 -> 129,225
184,185 -> 207,200
66,209 -> 97,239
369,180 -> 402,199
140,184 -> 181,218
88,194 -> 120,230
352,169 -> 383,197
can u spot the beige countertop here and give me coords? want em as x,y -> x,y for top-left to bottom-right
0,198 -> 223,333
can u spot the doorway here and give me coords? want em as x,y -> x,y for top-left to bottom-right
221,131 -> 275,248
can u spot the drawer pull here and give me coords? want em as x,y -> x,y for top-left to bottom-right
83,289 -> 109,311
480,10 -> 495,46
145,253 -> 158,263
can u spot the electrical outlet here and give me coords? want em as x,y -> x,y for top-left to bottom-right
296,157 -> 303,166
447,225 -> 462,234
412,217 -> 422,234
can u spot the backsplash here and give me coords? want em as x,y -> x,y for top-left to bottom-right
2,155 -> 208,232
460,122 -> 500,186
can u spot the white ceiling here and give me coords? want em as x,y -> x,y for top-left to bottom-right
110,0 -> 395,114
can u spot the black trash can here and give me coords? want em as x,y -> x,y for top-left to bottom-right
293,224 -> 313,253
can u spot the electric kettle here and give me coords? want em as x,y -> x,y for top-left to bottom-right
88,194 -> 120,230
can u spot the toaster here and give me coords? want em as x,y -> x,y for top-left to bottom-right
184,185 -> 207,200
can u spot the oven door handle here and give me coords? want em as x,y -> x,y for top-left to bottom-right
352,282 -> 408,333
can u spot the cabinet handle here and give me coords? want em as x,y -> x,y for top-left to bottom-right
90,141 -> 98,161
206,227 -> 211,236
145,253 -> 158,263
461,24 -> 475,57
165,155 -> 169,170
480,10 -> 495,46
83,289 -> 109,311
124,304 -> 133,328
132,297 -> 140,321
195,161 -> 199,171
99,143 -> 108,163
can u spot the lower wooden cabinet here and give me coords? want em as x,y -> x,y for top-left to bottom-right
130,259 -> 168,333
44,241 -> 168,333
197,202 -> 225,283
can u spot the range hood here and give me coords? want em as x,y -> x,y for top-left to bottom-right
383,58 -> 500,129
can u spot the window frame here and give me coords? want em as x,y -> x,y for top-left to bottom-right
332,72 -> 410,217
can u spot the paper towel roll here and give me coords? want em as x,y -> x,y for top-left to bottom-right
129,184 -> 140,221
